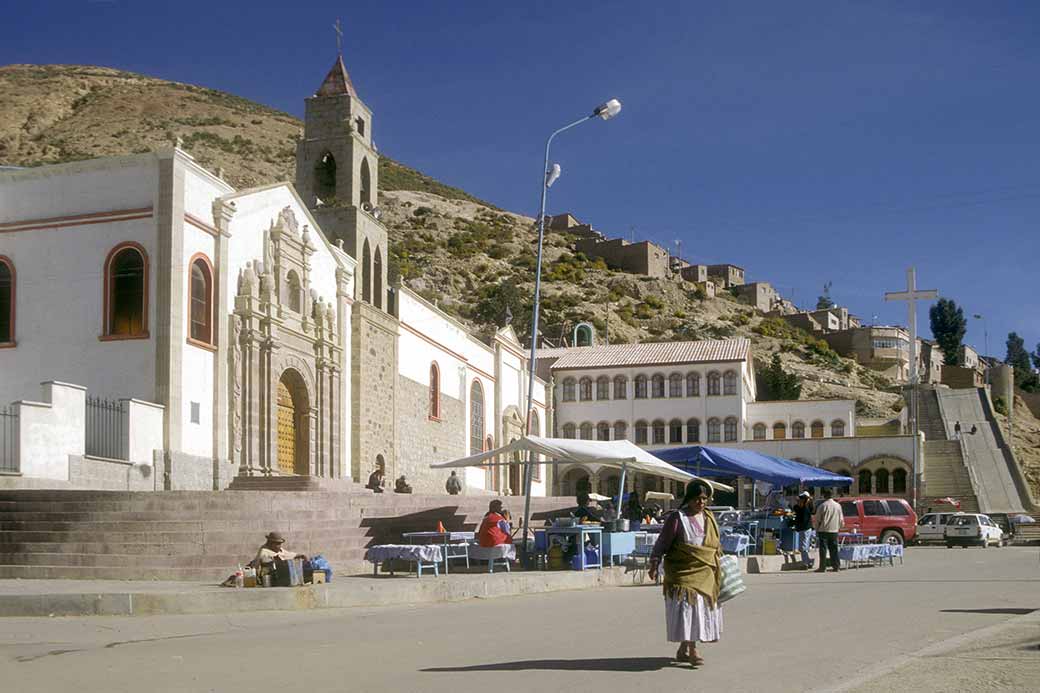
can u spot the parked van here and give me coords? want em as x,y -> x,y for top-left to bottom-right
836,497 -> 918,545
945,513 -> 1004,548
915,512 -> 962,544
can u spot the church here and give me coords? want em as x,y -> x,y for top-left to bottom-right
0,53 -> 548,496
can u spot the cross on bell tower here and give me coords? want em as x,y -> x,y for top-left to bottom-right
295,25 -> 387,310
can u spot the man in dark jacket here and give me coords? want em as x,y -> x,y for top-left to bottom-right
792,491 -> 815,569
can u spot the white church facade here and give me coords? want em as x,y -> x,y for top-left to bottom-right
0,54 -> 547,495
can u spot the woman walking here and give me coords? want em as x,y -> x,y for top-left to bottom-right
648,480 -> 723,666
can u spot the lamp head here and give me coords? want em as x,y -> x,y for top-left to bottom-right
545,163 -> 562,188
593,98 -> 622,120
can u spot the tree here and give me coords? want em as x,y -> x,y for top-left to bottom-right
1032,342 -> 1040,371
1005,332 -> 1040,392
473,280 -> 531,338
1006,332 -> 1031,372
815,281 -> 833,310
928,298 -> 967,366
758,353 -> 802,401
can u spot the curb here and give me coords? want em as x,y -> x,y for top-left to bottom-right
0,566 -> 658,618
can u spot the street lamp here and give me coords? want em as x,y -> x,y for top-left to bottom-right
519,99 -> 622,565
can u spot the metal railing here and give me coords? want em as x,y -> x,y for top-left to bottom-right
0,405 -> 17,473
85,396 -> 127,460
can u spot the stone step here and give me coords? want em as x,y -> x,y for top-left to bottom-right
0,536 -> 370,555
0,547 -> 369,568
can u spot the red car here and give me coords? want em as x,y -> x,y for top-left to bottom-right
835,497 -> 918,545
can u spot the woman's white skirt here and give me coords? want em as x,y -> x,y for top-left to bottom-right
664,593 -> 723,643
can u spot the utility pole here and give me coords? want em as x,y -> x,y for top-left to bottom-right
884,267 -> 939,511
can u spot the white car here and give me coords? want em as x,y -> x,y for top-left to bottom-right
945,513 -> 1004,548
916,512 -> 962,544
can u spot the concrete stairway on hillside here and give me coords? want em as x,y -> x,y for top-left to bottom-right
922,441 -> 979,514
917,388 -> 948,442
0,490 -> 577,581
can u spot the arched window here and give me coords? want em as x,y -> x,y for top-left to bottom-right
429,363 -> 441,419
188,255 -> 214,345
811,420 -> 825,439
0,256 -> 15,345
723,370 -> 738,395
360,158 -> 373,208
669,373 -> 683,397
562,378 -> 576,402
579,422 -> 593,440
634,375 -> 648,399
707,418 -> 721,442
579,377 -> 593,401
285,269 -> 302,313
892,468 -> 907,494
613,376 -> 627,400
875,468 -> 890,494
724,417 -> 738,442
686,372 -> 700,396
529,409 -> 540,437
836,471 -> 852,496
315,151 -> 336,201
707,372 -> 721,396
596,376 -> 610,400
635,420 -> 649,444
104,243 -> 148,338
596,422 -> 610,441
562,423 -> 576,439
858,469 -> 872,494
469,380 -> 484,454
792,421 -> 806,439
574,324 -> 593,346
652,420 -> 666,445
831,419 -> 846,437
613,421 -> 627,440
373,246 -> 384,310
361,239 -> 372,304
773,422 -> 787,440
651,374 -> 665,398
669,418 -> 683,443
752,423 -> 767,440
686,418 -> 700,442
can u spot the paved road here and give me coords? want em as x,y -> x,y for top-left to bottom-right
1,547 -> 1037,693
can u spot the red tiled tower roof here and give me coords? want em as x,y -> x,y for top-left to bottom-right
316,54 -> 358,98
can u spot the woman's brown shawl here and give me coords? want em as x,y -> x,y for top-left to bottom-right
662,509 -> 723,607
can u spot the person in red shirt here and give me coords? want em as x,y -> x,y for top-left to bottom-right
477,500 -> 513,547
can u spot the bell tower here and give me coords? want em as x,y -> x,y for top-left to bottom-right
295,50 -> 387,310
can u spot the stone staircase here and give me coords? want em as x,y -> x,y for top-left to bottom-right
921,441 -> 979,514
0,489 -> 577,581
917,388 -> 948,442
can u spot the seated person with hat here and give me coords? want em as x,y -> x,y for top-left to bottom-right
252,532 -> 306,582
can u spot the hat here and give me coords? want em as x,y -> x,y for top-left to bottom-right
799,491 -> 811,498
265,531 -> 286,543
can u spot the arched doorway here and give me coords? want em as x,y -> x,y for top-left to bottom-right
276,369 -> 309,475
509,448 -> 522,496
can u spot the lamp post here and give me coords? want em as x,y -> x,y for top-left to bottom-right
520,99 -> 622,566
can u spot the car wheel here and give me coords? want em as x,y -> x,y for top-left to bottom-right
979,539 -> 988,548
945,543 -> 953,549
880,530 -> 903,546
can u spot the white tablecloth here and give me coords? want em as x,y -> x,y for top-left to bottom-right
838,543 -> 903,564
365,544 -> 443,563
468,544 -> 515,561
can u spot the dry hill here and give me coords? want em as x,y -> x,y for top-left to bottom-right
1,63 -> 901,417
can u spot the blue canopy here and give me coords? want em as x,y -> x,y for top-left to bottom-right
655,446 -> 853,487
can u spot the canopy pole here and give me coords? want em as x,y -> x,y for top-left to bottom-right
616,461 -> 627,518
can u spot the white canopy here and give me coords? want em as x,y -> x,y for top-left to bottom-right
429,435 -> 732,492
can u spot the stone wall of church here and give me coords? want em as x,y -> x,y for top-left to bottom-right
351,302 -> 398,483
395,375 -> 467,494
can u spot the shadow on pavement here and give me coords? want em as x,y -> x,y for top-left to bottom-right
940,607 -> 1036,615
424,657 -> 676,673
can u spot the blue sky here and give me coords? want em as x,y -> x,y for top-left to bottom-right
5,1 -> 1039,359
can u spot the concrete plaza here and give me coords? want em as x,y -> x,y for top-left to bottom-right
1,547 -> 1037,692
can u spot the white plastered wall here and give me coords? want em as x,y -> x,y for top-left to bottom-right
0,156 -> 159,403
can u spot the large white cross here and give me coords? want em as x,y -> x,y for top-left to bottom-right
884,267 -> 938,386
333,19 -> 343,55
